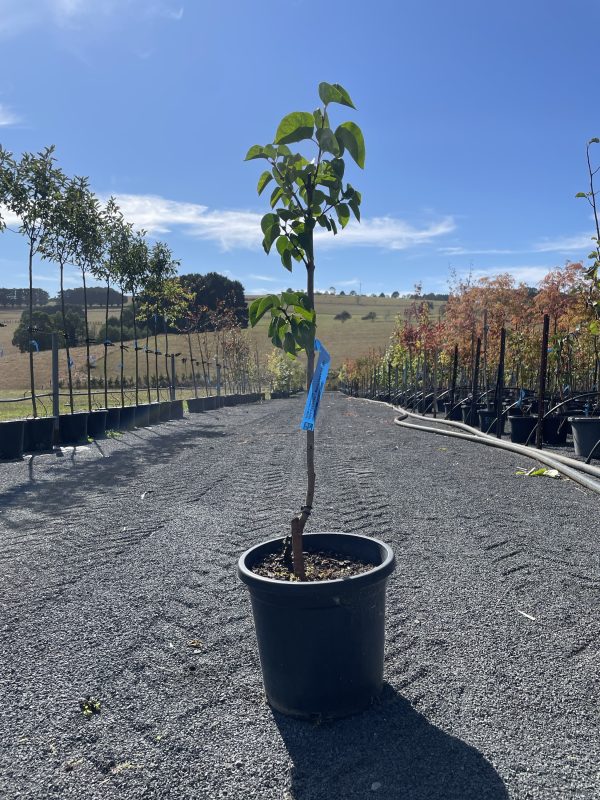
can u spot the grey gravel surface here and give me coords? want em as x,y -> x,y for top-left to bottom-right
0,393 -> 598,800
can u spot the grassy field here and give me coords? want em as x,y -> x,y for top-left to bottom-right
0,295 -> 445,405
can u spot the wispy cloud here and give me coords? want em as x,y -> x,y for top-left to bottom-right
0,0 -> 184,37
0,103 -> 21,127
108,193 -> 455,253
438,246 -> 520,256
532,234 -> 594,253
467,265 -> 554,286
248,274 -> 278,282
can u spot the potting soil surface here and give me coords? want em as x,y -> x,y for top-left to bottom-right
0,393 -> 598,800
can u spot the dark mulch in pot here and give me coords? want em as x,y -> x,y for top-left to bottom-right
252,548 -> 375,581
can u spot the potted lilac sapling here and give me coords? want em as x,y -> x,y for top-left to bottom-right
237,83 -> 396,719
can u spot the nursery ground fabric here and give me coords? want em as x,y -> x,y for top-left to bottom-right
0,393 -> 598,799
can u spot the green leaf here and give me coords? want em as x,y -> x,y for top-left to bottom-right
276,236 -> 291,257
270,186 -> 283,208
316,127 -> 340,156
317,214 -> 332,230
261,213 -> 279,235
283,332 -> 297,356
250,294 -> 279,326
348,198 -> 361,222
329,216 -> 338,235
335,122 -> 366,169
245,145 -> 270,161
590,320 -> 600,335
263,223 -> 280,254
575,192 -> 588,198
281,249 -> 292,271
274,112 -> 315,145
314,108 -> 324,129
331,83 -> 355,109
589,137 -> 600,145
318,82 -> 356,109
257,171 -> 273,195
335,203 -> 350,228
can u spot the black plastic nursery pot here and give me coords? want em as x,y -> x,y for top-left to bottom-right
105,407 -> 121,431
134,404 -> 150,428
568,417 -> 600,459
443,402 -> 462,421
58,412 -> 88,445
478,409 -> 506,435
223,394 -> 237,407
119,406 -> 137,431
170,399 -> 184,420
542,414 -> 569,446
23,416 -> 56,451
87,410 -> 108,439
186,397 -> 206,413
461,403 -> 483,427
149,402 -> 161,425
159,401 -> 172,422
238,532 -> 396,719
0,419 -> 25,460
508,414 -> 538,444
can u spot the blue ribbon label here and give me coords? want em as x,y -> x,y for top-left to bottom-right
31,339 -> 39,352
68,357 -> 74,368
300,339 -> 330,431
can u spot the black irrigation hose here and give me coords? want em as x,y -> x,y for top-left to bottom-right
392,408 -> 600,496
350,395 -> 600,496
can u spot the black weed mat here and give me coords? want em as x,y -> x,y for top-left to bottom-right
0,395 -> 598,799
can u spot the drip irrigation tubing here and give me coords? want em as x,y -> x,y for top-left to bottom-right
355,397 -> 600,497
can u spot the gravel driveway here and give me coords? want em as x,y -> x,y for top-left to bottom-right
0,393 -> 598,799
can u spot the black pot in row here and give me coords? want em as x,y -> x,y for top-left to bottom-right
186,393 -> 264,414
0,399 -> 187,460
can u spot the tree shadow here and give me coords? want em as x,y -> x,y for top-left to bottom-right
274,685 -> 508,800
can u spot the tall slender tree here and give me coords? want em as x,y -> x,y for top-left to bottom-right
144,242 -> 179,401
94,197 -> 131,409
4,146 -> 64,417
246,83 -> 364,577
121,232 -> 149,406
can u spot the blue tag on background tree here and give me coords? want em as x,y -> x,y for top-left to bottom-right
300,339 -> 330,431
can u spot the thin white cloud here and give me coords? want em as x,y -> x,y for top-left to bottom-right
108,193 -> 455,253
439,246 -> 520,256
533,234 -> 594,253
0,0 -> 184,36
0,205 -> 21,227
467,265 -> 554,285
248,274 -> 278,282
0,103 -> 21,126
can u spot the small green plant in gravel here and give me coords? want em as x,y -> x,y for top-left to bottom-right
79,696 -> 101,719
246,82 -> 364,578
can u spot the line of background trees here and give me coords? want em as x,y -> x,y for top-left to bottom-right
0,145 -> 248,416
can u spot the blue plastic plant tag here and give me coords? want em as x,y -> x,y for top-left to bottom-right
30,339 -> 39,352
300,339 -> 330,431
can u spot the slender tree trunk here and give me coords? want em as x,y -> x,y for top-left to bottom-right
291,223 -> 316,579
163,309 -> 170,389
132,290 -> 139,406
120,289 -> 125,408
154,309 -> 160,402
146,323 -> 151,404
60,261 -> 74,414
82,269 -> 92,412
104,279 -> 110,409
188,331 -> 198,398
28,243 -> 38,418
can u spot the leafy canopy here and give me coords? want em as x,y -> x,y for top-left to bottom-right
245,82 -> 364,357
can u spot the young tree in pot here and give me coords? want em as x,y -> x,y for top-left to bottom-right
245,82 -> 365,578
3,146 -> 64,417
239,84 -> 396,719
95,198 -> 131,410
70,177 -> 104,413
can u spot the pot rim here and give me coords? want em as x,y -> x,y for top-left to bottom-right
567,416 -> 600,423
238,531 -> 395,592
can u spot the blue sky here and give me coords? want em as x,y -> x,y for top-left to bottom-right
0,0 -> 599,297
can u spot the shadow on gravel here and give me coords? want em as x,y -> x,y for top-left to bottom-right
0,422 -> 210,525
274,685 -> 507,800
